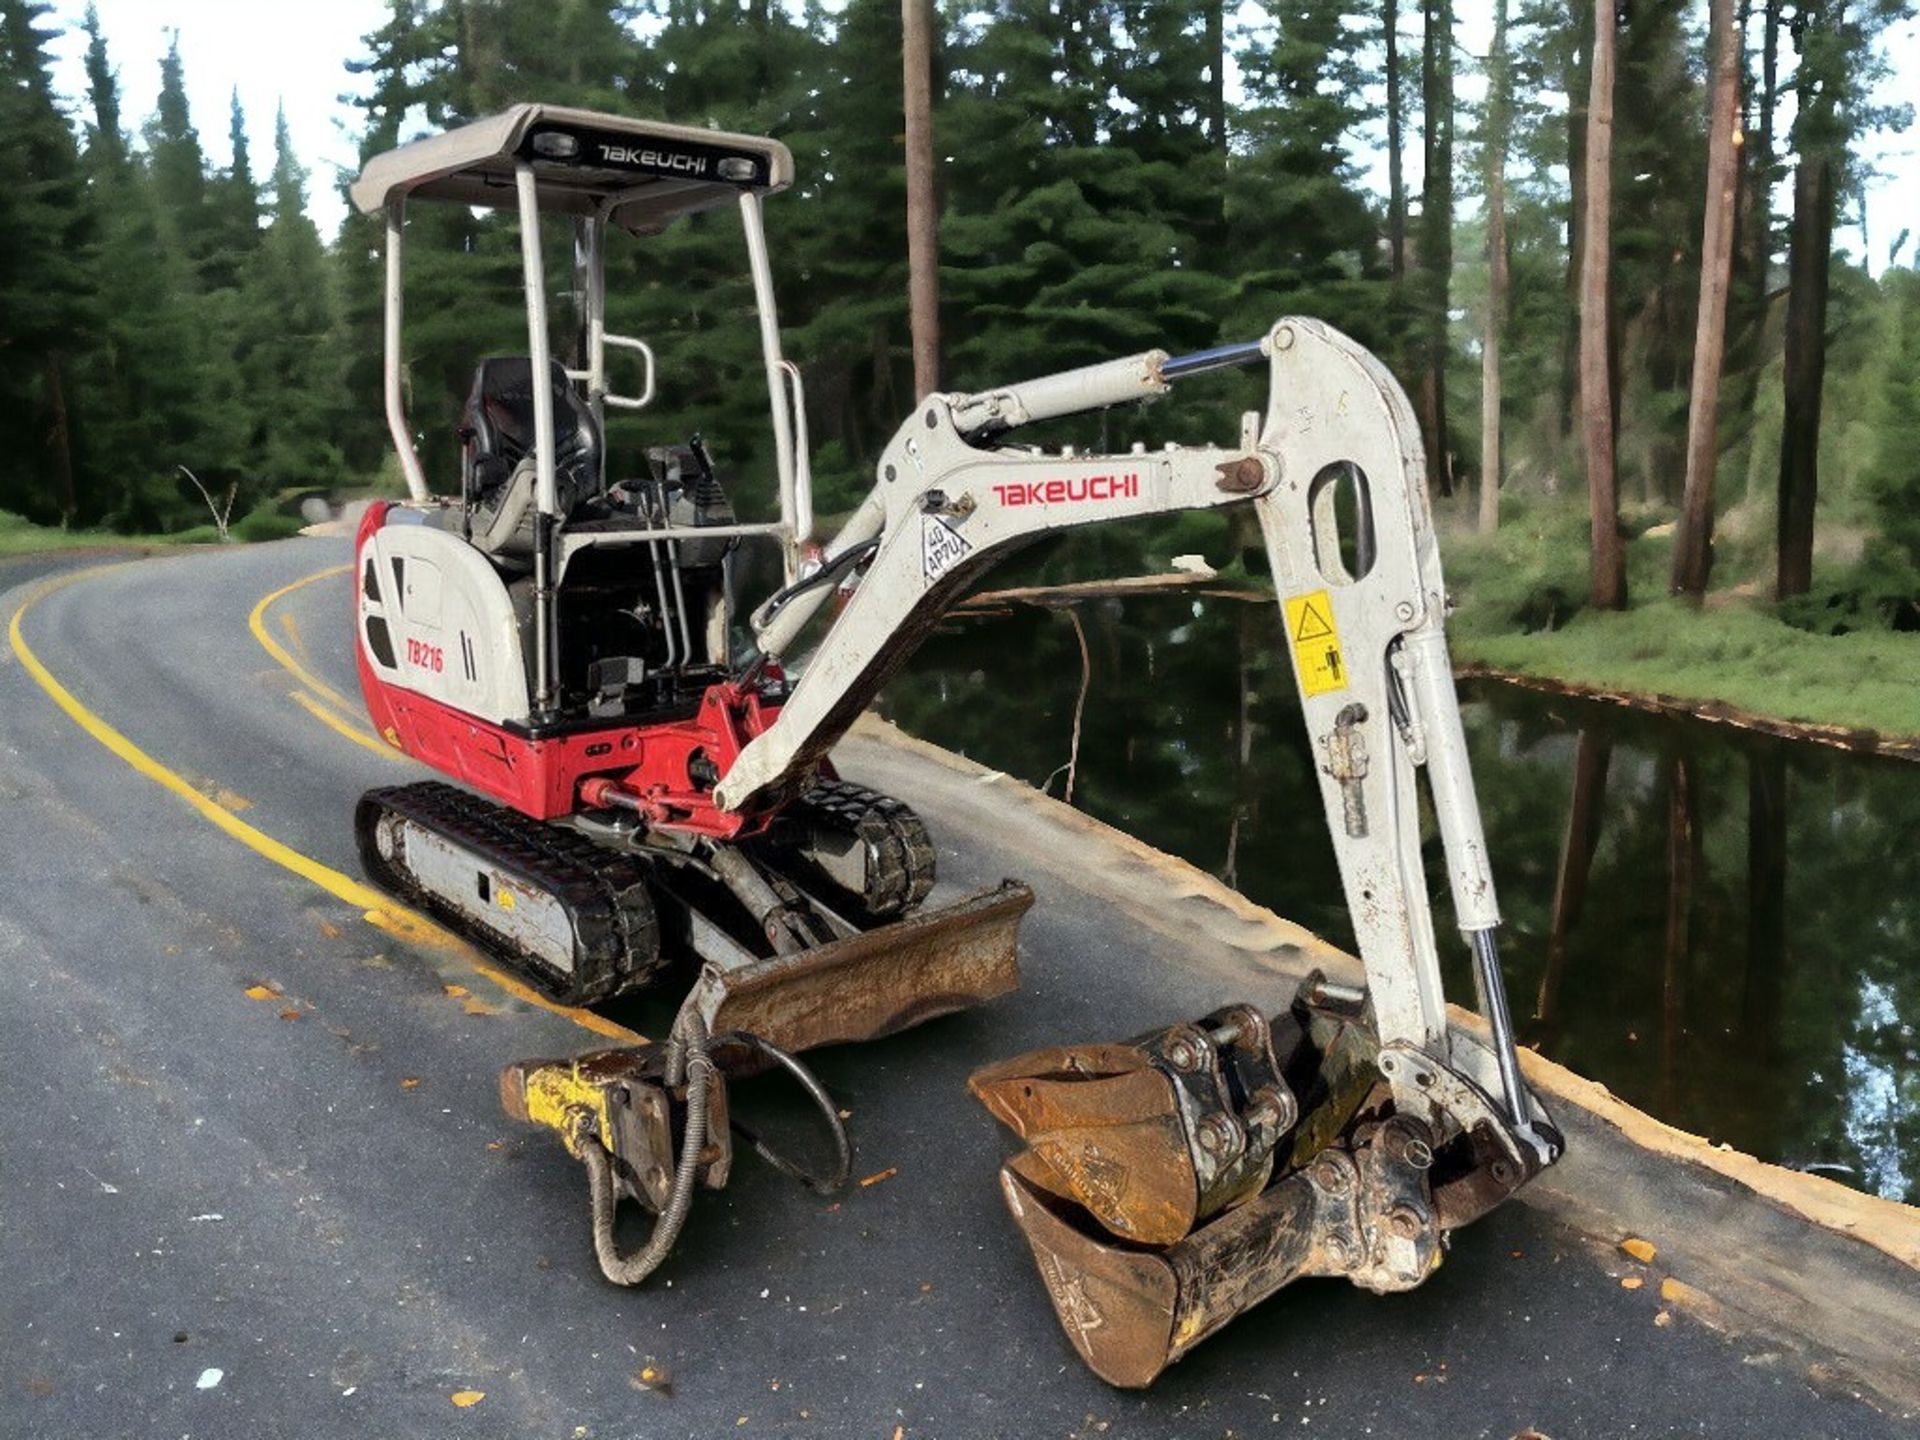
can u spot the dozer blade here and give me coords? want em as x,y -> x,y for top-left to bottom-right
695,880 -> 1032,1058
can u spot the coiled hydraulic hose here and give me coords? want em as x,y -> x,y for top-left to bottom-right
577,1014 -> 852,1285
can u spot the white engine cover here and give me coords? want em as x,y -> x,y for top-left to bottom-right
357,511 -> 532,726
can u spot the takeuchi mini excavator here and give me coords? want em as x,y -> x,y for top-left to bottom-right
348,104 -> 1561,1388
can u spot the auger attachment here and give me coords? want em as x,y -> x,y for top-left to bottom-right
972,975 -> 1558,1388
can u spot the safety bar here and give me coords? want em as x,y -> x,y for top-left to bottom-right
383,202 -> 430,502
602,334 -> 657,411
778,360 -> 813,544
740,190 -> 812,580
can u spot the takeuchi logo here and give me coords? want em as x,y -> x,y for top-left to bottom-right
991,474 -> 1141,507
598,144 -> 709,175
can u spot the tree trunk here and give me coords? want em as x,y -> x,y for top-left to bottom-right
1479,0 -> 1510,533
1202,0 -> 1229,263
1776,148 -> 1832,597
1560,0 -> 1594,444
1536,727 -> 1612,1040
44,353 -> 76,525
1671,0 -> 1742,596
1581,0 -> 1626,609
1418,0 -> 1455,498
901,0 -> 941,401
1660,753 -> 1697,1112
1205,0 -> 1226,153
1386,0 -> 1407,278
1741,740 -> 1787,1051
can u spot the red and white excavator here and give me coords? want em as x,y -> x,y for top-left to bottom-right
348,105 -> 1559,1387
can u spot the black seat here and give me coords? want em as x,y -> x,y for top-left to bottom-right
459,356 -> 601,512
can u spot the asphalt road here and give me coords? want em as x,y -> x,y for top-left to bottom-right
0,539 -> 1910,1440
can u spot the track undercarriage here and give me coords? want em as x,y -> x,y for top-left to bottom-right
355,775 -> 948,1009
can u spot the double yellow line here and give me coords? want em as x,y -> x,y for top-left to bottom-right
248,566 -> 407,761
7,558 -> 637,1042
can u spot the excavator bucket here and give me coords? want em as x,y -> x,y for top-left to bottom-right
972,977 -> 1551,1387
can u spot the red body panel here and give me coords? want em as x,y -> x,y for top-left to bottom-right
353,500 -> 781,836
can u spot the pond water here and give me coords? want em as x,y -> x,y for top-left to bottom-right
875,590 -> 1920,1204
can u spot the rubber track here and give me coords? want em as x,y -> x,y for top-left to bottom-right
356,780 -> 664,1005
786,779 -> 936,918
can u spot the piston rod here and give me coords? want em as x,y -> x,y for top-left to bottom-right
1160,338 -> 1267,380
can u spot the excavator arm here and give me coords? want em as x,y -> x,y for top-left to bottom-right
720,317 -> 1550,1142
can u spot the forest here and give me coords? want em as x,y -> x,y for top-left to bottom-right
1,0 -> 1917,698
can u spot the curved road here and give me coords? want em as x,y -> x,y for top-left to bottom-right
0,540 -> 1909,1439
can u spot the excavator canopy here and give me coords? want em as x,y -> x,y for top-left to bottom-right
349,103 -> 794,234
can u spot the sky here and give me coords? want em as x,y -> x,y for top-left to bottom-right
40,1 -> 1920,271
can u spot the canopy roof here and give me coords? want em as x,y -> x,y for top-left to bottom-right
350,104 -> 794,234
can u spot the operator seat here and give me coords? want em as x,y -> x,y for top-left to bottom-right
457,356 -> 601,560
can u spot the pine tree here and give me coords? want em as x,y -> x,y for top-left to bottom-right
237,106 -> 345,499
0,0 -> 95,524
145,34 -> 215,275
203,89 -> 262,292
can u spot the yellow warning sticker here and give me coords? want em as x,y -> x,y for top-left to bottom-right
1284,589 -> 1349,697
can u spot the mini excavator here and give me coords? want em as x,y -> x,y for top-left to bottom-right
348,105 -> 1560,1387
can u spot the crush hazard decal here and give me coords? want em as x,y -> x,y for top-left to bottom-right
921,515 -> 973,586
1283,589 -> 1348,697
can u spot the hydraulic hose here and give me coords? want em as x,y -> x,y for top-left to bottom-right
578,1015 -> 852,1285
712,1030 -> 852,1194
582,1011 -> 714,1287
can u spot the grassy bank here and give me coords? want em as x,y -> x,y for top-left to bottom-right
0,507 -> 306,559
1442,501 -> 1920,741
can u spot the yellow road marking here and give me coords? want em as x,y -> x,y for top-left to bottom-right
253,563 -> 403,760
290,687 -> 403,760
248,565 -> 360,714
280,608 -> 311,666
9,563 -> 638,1043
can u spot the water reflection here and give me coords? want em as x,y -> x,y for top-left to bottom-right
876,592 -> 1920,1202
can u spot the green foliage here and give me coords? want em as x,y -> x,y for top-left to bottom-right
1862,269 -> 1920,575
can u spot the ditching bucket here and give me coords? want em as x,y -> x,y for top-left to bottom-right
973,980 -> 1551,1387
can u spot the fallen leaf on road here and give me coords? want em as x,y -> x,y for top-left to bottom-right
400,1077 -> 421,1090
444,984 -> 469,997
278,1009 -> 301,1022
1619,1237 -> 1657,1264
859,1167 -> 897,1188
243,984 -> 278,1001
1654,1310 -> 1673,1328
450,1390 -> 485,1407
1619,1276 -> 1642,1290
1660,1277 -> 1706,1308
